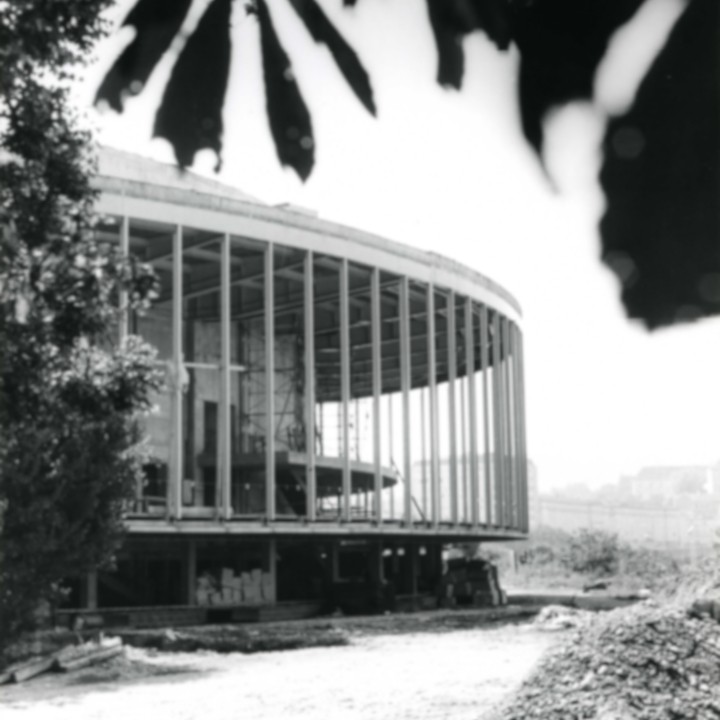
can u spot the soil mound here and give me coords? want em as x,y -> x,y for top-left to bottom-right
496,600 -> 720,720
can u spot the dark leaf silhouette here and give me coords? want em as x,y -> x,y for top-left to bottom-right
94,0 -> 192,112
94,0 -> 719,327
257,0 -> 315,181
426,0 -> 513,89
288,0 -> 376,115
600,0 -> 720,329
513,0 -> 644,156
426,0 -> 464,89
153,0 -> 233,170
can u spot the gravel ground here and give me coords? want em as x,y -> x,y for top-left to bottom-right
0,622 -> 557,720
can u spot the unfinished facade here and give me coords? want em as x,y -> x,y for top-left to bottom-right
64,148 -> 529,625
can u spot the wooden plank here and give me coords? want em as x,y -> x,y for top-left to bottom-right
9,656 -> 55,683
56,644 -> 123,673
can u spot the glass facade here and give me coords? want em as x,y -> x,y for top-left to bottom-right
99,213 -> 528,535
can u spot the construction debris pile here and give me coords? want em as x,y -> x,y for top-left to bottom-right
532,605 -> 593,632
497,601 -> 720,720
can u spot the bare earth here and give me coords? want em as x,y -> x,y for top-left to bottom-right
0,623 -> 557,720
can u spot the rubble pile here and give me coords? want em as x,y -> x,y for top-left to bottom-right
533,605 -> 593,632
497,601 -> 720,720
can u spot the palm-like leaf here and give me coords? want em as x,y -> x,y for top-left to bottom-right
288,0 -> 376,115
257,0 -> 315,181
600,0 -> 720,328
95,0 -> 193,112
153,0 -> 233,170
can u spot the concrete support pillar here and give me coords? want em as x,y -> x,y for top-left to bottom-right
187,540 -> 197,605
409,545 -> 418,596
266,539 -> 277,603
85,571 -> 98,610
371,541 -> 384,584
331,541 -> 340,582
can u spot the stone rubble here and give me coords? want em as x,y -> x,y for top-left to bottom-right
496,600 -> 720,720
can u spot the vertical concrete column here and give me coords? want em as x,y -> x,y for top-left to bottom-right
508,324 -> 519,530
370,541 -> 384,584
459,372 -> 468,522
504,319 -> 515,528
501,318 -> 513,528
340,258 -> 351,521
447,292 -> 458,527
220,234 -> 231,519
516,328 -> 529,532
187,539 -> 197,605
371,268 -> 382,523
170,224 -> 183,520
266,539 -> 277,603
510,322 -> 522,531
427,286 -> 439,528
420,388 -> 427,515
305,252 -> 316,521
409,545 -> 418,596
465,299 -> 478,528
86,571 -> 98,610
265,244 -> 275,520
492,312 -> 504,528
400,277 -> 412,525
480,305 -> 492,526
331,541 -> 340,582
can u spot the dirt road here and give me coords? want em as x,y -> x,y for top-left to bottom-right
1,623 -> 557,720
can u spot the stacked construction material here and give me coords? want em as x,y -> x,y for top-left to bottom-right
440,558 -> 506,607
195,568 -> 275,606
496,600 -> 720,720
0,637 -> 124,685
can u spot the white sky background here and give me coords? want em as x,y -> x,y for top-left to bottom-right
74,0 -> 720,492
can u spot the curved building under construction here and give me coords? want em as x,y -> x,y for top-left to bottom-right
64,148 -> 529,625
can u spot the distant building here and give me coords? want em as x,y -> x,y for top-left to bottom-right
535,462 -> 720,549
620,465 -> 713,502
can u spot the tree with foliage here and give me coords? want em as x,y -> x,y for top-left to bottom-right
96,0 -> 718,329
0,1 -> 161,650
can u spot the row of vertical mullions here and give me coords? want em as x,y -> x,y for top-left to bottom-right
128,218 -> 524,531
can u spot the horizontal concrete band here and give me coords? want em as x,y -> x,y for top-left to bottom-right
125,519 -> 527,542
94,178 -> 523,325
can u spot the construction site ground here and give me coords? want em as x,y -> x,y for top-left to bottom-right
0,607 -> 559,720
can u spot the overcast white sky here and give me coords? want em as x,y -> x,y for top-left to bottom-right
75,0 -> 720,492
